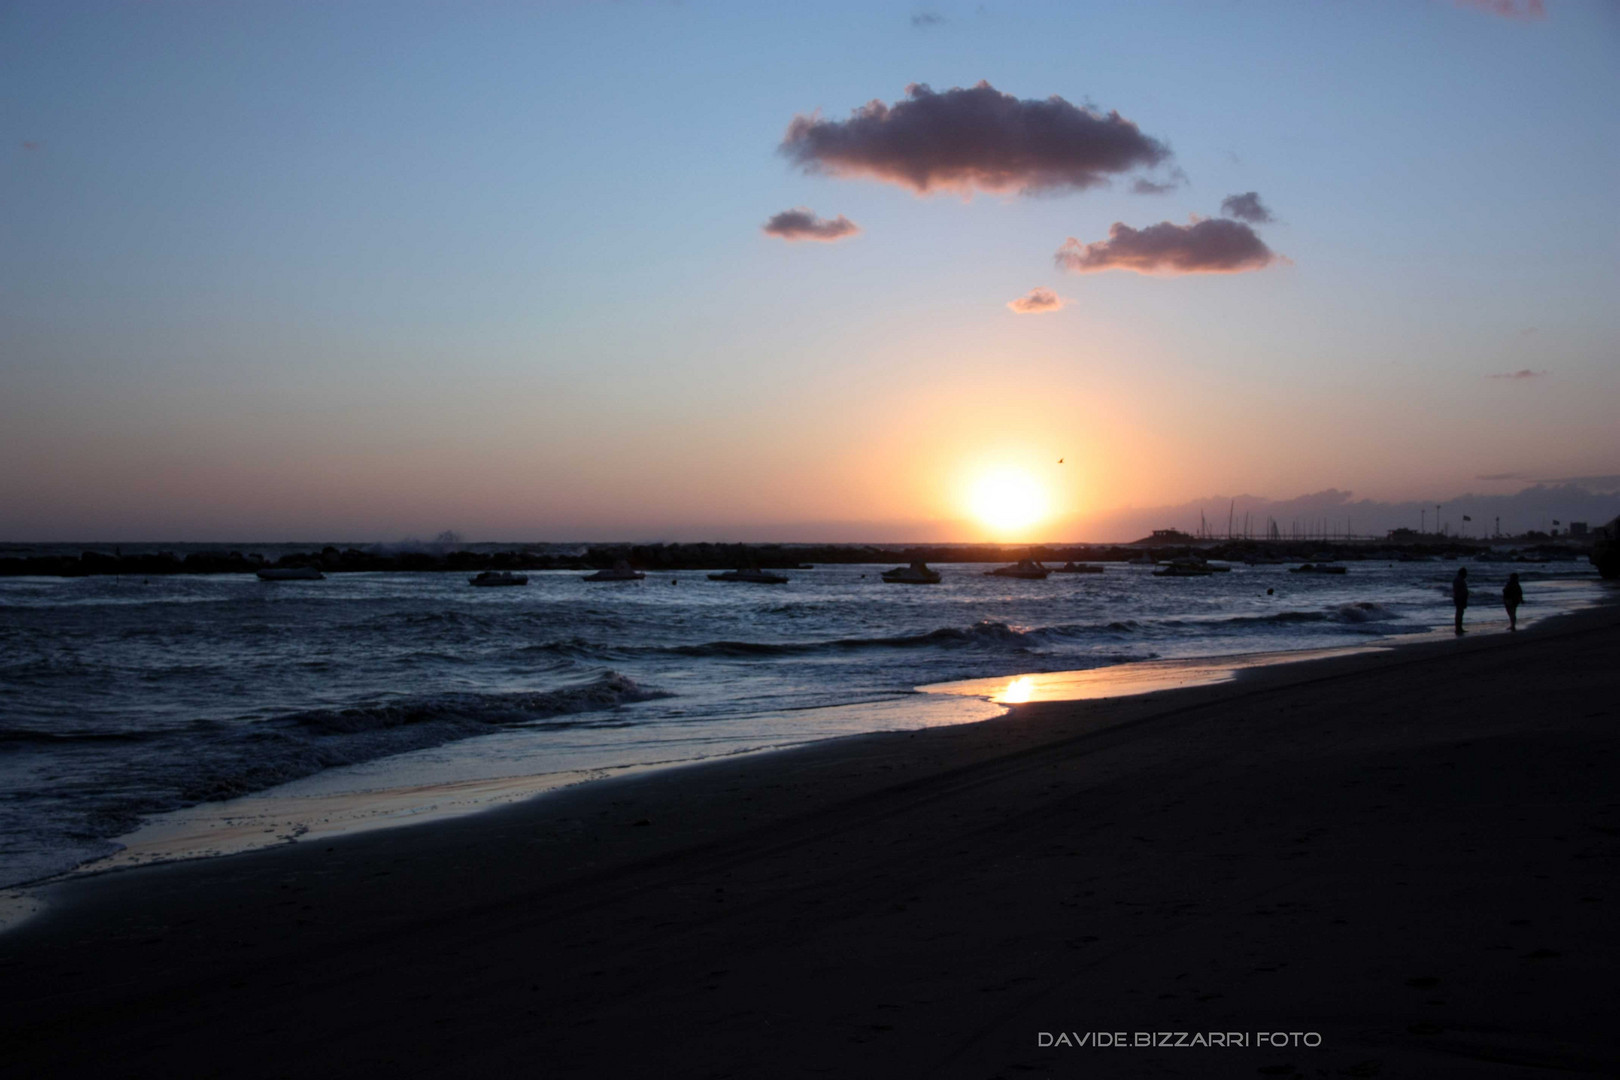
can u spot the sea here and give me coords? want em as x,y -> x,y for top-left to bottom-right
0,551 -> 1604,888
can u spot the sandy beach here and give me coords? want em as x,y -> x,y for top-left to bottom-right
3,600 -> 1617,1079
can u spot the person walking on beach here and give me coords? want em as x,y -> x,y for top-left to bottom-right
1452,566 -> 1469,635
1504,572 -> 1524,631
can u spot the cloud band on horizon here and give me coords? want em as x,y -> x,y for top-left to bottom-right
762,207 -> 860,242
1056,218 -> 1278,276
780,81 -> 1173,196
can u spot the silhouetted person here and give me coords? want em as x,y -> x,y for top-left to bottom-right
1503,572 -> 1523,631
1452,567 -> 1469,635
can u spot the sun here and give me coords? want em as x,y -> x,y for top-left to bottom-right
967,467 -> 1050,536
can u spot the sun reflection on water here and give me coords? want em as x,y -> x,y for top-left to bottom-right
999,676 -> 1036,704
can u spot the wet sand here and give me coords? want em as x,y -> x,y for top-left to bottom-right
2,601 -> 1617,1078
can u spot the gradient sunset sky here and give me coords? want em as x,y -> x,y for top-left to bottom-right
4,0 -> 1617,542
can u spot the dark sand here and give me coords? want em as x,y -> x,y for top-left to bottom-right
4,604 -> 1618,1078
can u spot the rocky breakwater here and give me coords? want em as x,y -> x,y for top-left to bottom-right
0,546 -> 567,578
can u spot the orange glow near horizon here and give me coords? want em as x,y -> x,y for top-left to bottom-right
965,466 -> 1051,538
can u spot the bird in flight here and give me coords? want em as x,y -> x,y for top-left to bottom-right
1057,458 -> 1064,464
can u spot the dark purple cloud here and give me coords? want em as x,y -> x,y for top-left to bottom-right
1055,218 -> 1278,276
1454,0 -> 1545,19
1487,369 -> 1548,380
762,207 -> 860,242
1007,287 -> 1064,314
780,81 -> 1173,196
1131,177 -> 1179,195
1219,191 -> 1274,223
1137,167 -> 1189,195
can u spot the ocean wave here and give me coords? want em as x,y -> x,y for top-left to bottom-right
516,636 -> 620,660
0,727 -> 157,746
285,671 -> 669,735
0,656 -> 98,679
667,620 -> 1039,658
1210,602 -> 1402,628
524,618 -> 1161,661
1334,601 -> 1399,623
168,673 -> 671,803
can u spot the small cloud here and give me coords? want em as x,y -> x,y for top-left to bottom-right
1452,0 -> 1545,19
1055,217 -> 1278,276
911,12 -> 946,28
1219,191 -> 1274,224
20,140 -> 43,152
762,207 -> 861,242
1007,287 -> 1064,314
780,81 -> 1172,197
1478,472 -> 1530,481
1487,369 -> 1548,380
1131,169 -> 1188,195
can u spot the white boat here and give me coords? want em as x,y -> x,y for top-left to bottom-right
469,570 -> 529,587
881,561 -> 941,585
987,560 -> 1049,580
256,566 -> 325,581
708,568 -> 788,584
584,561 -> 645,582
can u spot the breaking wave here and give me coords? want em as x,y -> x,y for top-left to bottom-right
516,618 -> 1161,661
1209,602 -> 1402,628
170,672 -> 672,804
5,673 -> 672,828
284,672 -> 667,735
667,620 -> 1037,657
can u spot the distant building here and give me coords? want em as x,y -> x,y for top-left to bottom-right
1569,522 -> 1589,538
1387,527 -> 1420,541
1129,528 -> 1195,546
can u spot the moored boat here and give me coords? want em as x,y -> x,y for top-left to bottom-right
987,560 -> 1049,580
1052,562 -> 1104,574
881,561 -> 942,585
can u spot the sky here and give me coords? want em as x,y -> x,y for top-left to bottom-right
3,0 -> 1617,542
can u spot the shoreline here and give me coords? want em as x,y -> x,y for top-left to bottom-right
2,592 -> 1616,1075
5,588 -> 1602,907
